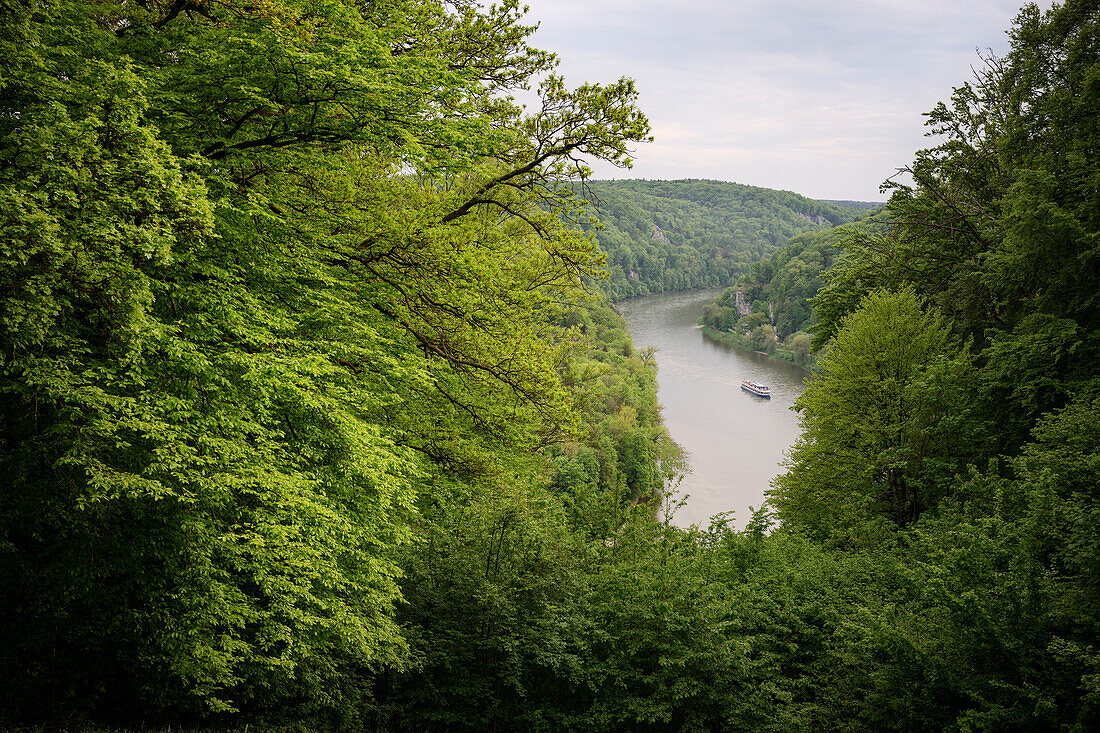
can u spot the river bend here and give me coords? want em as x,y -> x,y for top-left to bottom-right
618,289 -> 808,529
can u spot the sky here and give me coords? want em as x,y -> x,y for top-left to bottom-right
521,0 -> 1050,202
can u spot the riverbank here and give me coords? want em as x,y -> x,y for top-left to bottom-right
700,325 -> 818,373
618,289 -> 806,529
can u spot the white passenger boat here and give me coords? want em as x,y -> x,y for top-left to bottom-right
740,379 -> 771,398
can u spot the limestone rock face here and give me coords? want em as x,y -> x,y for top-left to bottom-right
650,223 -> 671,244
796,212 -> 830,226
734,289 -> 752,318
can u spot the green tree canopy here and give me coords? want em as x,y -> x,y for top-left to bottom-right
771,288 -> 974,536
810,0 -> 1100,454
0,0 -> 651,720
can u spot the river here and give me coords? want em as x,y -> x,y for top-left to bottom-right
618,288 -> 809,529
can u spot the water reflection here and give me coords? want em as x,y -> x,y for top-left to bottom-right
618,288 -> 809,529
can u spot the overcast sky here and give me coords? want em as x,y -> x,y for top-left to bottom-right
522,0 -> 1050,202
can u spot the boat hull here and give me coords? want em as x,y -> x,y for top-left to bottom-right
741,381 -> 771,398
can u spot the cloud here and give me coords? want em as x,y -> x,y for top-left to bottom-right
525,0 -> 1043,200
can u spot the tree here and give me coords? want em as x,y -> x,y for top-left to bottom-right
738,312 -> 768,332
0,0 -> 651,721
810,1 -> 1100,456
770,288 -> 971,536
788,332 -> 812,365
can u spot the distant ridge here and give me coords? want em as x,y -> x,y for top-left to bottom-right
818,199 -> 886,210
571,179 -> 868,299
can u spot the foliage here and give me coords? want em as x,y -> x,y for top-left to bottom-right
767,2 -> 1100,727
6,0 -> 1100,731
771,288 -> 978,536
0,0 -> 651,723
573,179 -> 867,299
701,209 -> 889,345
810,0 -> 1100,452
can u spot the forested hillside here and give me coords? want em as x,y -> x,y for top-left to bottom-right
4,0 -> 1100,731
574,179 -> 867,298
700,210 -> 889,362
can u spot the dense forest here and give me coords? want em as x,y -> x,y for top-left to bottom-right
4,0 -> 1100,731
572,179 -> 867,299
700,210 -> 890,363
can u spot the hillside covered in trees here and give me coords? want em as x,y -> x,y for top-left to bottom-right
4,0 -> 1100,731
700,210 -> 890,362
574,179 -> 868,299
